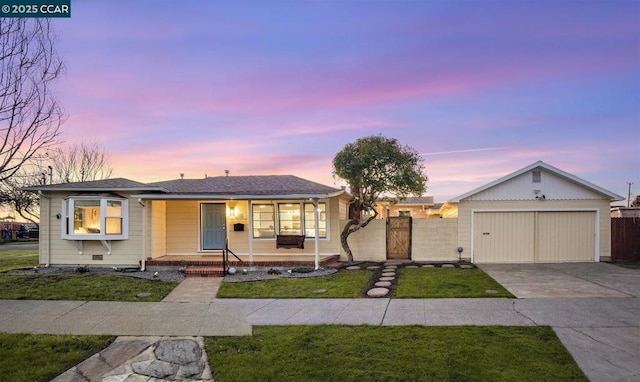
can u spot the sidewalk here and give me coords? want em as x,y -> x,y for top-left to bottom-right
1,297 -> 639,381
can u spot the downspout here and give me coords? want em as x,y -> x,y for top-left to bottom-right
139,199 -> 146,271
38,191 -> 51,267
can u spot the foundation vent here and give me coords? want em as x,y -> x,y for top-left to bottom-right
92,255 -> 103,261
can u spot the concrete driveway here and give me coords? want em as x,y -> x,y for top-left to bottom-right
478,262 -> 640,298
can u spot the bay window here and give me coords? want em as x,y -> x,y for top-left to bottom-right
63,196 -> 128,240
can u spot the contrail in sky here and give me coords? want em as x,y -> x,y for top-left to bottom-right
420,147 -> 508,156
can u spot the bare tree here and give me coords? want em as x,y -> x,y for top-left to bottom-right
0,142 -> 114,222
0,168 -> 42,225
51,141 -> 113,183
0,18 -> 64,182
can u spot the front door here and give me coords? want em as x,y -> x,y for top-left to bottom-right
387,216 -> 412,259
202,203 -> 226,250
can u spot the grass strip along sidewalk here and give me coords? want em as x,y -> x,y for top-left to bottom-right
0,333 -> 114,382
206,325 -> 587,381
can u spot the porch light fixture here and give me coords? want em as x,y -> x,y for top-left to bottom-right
228,206 -> 236,217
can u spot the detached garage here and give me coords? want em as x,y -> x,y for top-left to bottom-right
452,161 -> 623,263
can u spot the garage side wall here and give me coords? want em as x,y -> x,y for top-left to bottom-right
458,199 -> 611,263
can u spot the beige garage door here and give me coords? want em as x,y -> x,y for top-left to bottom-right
473,211 -> 596,263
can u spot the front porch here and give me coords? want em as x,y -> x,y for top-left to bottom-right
145,253 -> 341,277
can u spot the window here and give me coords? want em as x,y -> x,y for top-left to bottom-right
252,204 -> 275,238
278,204 -> 302,235
532,170 -> 541,183
63,197 -> 128,240
251,201 -> 329,239
304,203 -> 326,238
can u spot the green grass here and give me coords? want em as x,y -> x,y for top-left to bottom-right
205,325 -> 587,381
0,250 -> 39,272
217,270 -> 372,298
0,274 -> 179,301
395,267 -> 514,298
0,333 -> 114,382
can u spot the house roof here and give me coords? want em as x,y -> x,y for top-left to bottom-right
377,196 -> 435,205
450,161 -> 625,202
25,175 -> 344,200
22,178 -> 166,192
140,175 -> 344,199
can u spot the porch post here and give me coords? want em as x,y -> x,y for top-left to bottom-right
312,198 -> 320,270
141,199 -> 147,271
248,199 -> 253,263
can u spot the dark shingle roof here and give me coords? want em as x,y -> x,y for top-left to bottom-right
149,175 -> 341,196
23,178 -> 164,192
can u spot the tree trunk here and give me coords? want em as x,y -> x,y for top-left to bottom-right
340,211 -> 378,262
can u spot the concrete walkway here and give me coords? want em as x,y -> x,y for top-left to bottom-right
1,297 -> 639,381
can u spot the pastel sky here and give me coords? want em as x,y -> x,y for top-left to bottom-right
50,0 -> 639,202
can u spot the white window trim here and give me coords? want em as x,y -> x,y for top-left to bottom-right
62,196 -> 129,240
251,200 -> 329,240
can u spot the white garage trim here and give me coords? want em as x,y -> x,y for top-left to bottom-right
470,208 -> 600,263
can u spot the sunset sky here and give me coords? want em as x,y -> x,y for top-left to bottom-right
50,0 -> 639,202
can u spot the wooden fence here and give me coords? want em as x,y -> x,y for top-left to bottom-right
611,217 -> 640,261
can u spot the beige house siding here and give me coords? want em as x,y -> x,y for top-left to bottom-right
41,192 -> 144,267
412,218 -> 459,262
165,200 -> 202,254
150,200 -> 166,259
467,169 -> 606,201
458,199 -> 611,263
162,197 -> 343,256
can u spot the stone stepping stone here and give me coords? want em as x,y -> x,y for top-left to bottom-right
366,266 -> 380,270
367,287 -> 389,297
442,264 -> 456,268
485,289 -> 498,294
375,281 -> 392,287
346,266 -> 361,270
405,265 -> 419,269
379,276 -> 394,281
422,264 -> 435,268
313,289 -> 327,294
460,264 -> 474,269
381,272 -> 396,277
384,265 -> 398,269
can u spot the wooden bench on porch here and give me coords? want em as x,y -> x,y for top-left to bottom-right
276,234 -> 305,249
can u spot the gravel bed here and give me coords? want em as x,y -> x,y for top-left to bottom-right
224,267 -> 337,283
7,266 -> 185,282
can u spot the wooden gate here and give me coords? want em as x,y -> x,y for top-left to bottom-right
611,217 -> 640,261
386,217 -> 412,259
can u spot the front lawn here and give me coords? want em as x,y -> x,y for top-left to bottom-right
0,274 -> 179,302
216,270 -> 372,298
0,249 -> 39,272
206,325 -> 587,381
395,267 -> 514,298
0,333 -> 114,382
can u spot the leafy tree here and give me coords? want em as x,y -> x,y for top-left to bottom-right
0,19 -> 64,182
631,194 -> 640,207
333,135 -> 427,262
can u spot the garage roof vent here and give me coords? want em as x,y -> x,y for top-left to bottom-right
532,170 -> 541,183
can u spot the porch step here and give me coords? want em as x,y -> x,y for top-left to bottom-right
184,266 -> 225,278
